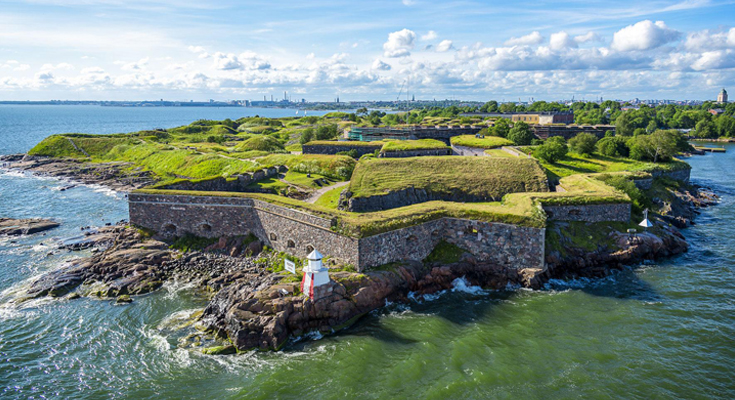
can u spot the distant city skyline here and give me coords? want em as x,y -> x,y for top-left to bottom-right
1,0 -> 734,101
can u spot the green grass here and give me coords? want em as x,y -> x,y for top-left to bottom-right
381,139 -> 449,152
285,143 -> 302,152
282,170 -> 334,189
235,136 -> 285,152
137,170 -> 630,237
348,156 -> 549,200
314,185 -> 345,209
424,241 -> 466,264
539,152 -> 691,181
305,140 -> 384,148
484,149 -> 518,158
254,154 -> 355,181
450,135 -> 513,149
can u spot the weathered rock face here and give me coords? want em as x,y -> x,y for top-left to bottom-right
201,259 -> 529,351
0,218 -> 60,236
1,155 -> 157,191
540,183 -> 716,284
543,226 -> 689,283
25,226 -> 171,299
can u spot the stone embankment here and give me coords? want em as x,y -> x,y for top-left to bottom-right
1,154 -> 157,191
0,218 -> 60,236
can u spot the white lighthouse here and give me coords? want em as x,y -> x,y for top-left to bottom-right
300,249 -> 330,299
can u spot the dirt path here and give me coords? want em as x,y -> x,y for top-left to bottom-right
304,181 -> 349,204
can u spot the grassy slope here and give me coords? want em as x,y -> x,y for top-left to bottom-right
540,152 -> 691,180
381,139 -> 449,151
349,156 -> 549,200
314,185 -> 345,209
450,135 -> 513,149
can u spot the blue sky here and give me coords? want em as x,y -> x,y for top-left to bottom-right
1,0 -> 734,101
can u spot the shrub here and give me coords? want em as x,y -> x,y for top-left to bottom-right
336,149 -> 359,158
315,124 -> 339,140
534,136 -> 568,163
595,174 -> 650,215
299,128 -> 315,144
507,121 -> 534,145
596,136 -> 630,157
568,132 -> 598,156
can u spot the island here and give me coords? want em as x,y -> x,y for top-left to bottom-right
4,109 -> 717,353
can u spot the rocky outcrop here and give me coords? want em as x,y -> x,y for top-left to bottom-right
543,226 -> 689,283
541,183 -> 717,283
201,259 -> 528,351
1,154 -> 157,191
0,218 -> 60,236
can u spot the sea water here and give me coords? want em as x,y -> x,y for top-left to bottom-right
0,105 -> 733,399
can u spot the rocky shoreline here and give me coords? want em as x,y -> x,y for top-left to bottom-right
0,218 -> 60,236
1,154 -> 157,191
5,154 -> 719,352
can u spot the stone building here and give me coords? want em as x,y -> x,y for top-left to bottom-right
717,88 -> 728,104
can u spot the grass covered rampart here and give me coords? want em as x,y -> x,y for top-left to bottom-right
348,156 -> 549,201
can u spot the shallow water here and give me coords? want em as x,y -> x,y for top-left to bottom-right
0,106 -> 733,399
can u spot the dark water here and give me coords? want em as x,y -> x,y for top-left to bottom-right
0,106 -> 733,399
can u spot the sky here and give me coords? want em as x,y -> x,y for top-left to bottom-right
1,0 -> 735,102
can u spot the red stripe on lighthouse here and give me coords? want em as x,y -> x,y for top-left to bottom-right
309,273 -> 315,298
300,272 -> 306,294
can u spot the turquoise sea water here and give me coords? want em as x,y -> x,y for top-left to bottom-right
0,105 -> 733,399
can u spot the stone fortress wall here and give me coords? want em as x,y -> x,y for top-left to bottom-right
129,192 -> 628,272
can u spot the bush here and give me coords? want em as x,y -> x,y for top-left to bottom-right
315,124 -> 339,140
534,136 -> 568,163
627,130 -> 678,162
299,128 -> 315,144
336,149 -> 359,158
596,136 -> 630,157
568,132 -> 598,156
507,121 -> 534,145
595,174 -> 650,215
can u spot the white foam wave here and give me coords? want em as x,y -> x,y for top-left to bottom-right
450,276 -> 488,295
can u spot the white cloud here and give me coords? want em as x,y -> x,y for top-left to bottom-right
188,45 -> 206,53
119,58 -> 149,71
402,0 -> 415,5
372,59 -> 391,70
611,20 -> 680,52
421,30 -> 437,41
383,29 -> 416,57
212,52 -> 270,71
574,31 -> 601,44
306,53 -> 315,60
684,27 -> 735,52
436,40 -> 453,52
505,31 -> 543,46
40,62 -> 74,72
549,32 -> 577,50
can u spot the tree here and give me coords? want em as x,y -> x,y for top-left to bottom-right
534,136 -> 568,163
568,132 -> 598,156
299,128 -> 315,144
479,100 -> 499,113
646,120 -> 658,133
628,130 -> 677,162
315,124 -> 338,140
596,136 -> 630,158
695,119 -> 717,138
491,118 -> 511,138
716,115 -> 735,137
507,121 -> 534,145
